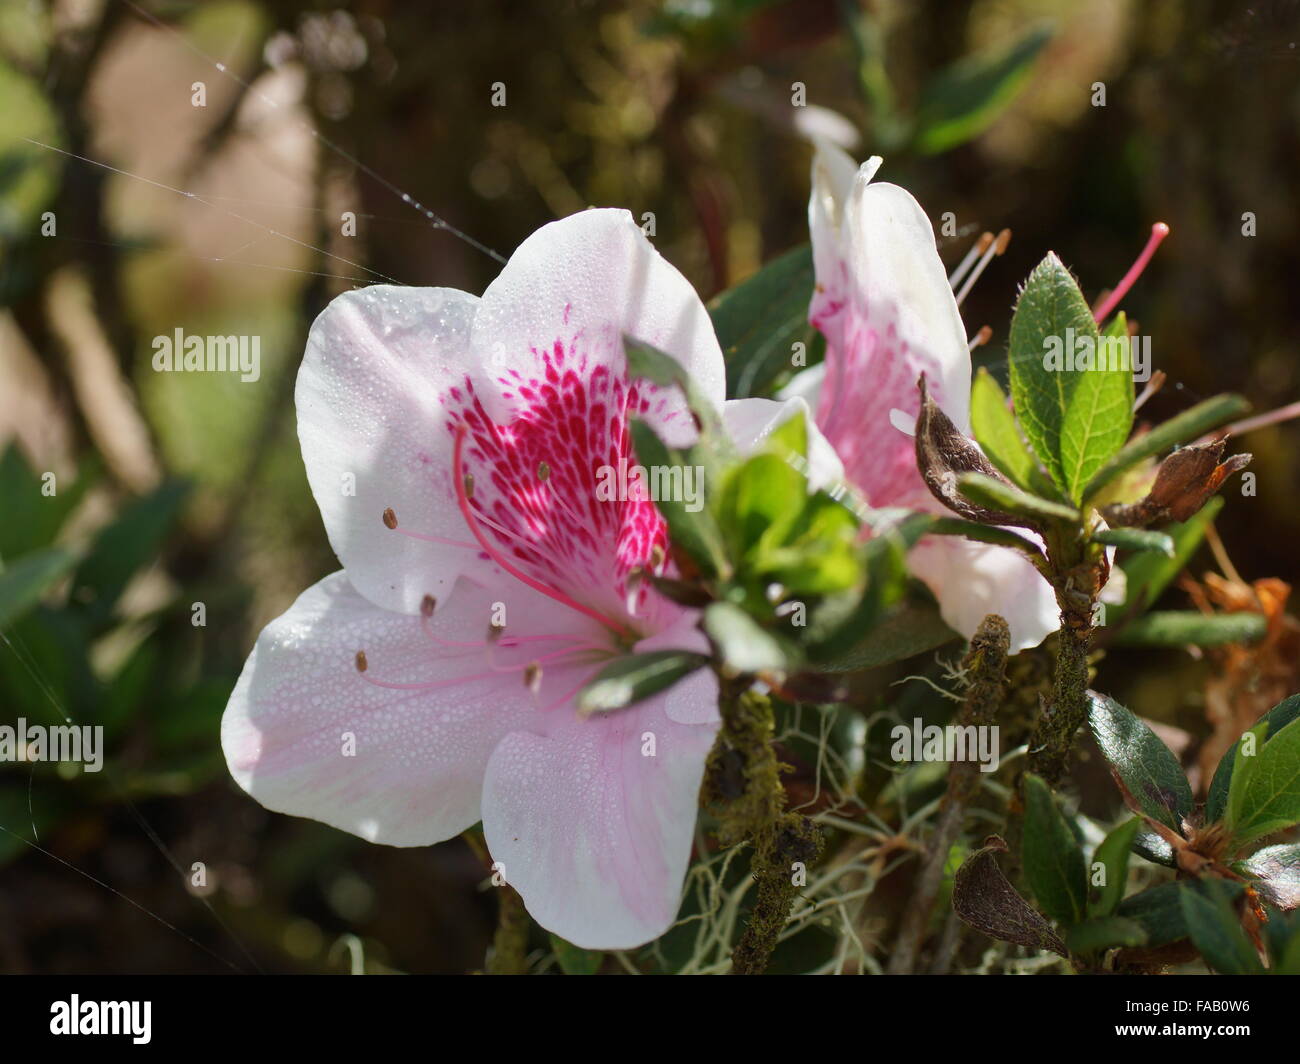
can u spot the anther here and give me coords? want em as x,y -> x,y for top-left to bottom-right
967,325 -> 993,351
463,473 -> 475,498
538,461 -> 551,482
954,229 -> 1011,307
355,650 -> 368,673
948,231 -> 993,289
382,507 -> 398,529
421,594 -> 437,618
523,661 -> 542,695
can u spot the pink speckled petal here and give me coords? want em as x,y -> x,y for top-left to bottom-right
808,141 -> 970,509
222,571 -> 604,847
481,666 -> 720,949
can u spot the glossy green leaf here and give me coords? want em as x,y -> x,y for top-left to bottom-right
1022,772 -> 1087,925
1227,715 -> 1300,848
702,601 -> 792,675
1207,695 -> 1300,824
707,244 -> 816,400
969,367 -> 1039,491
1064,915 -> 1147,956
913,23 -> 1054,155
1237,843 -> 1300,912
1179,879 -> 1264,975
1087,692 -> 1193,833
1113,610 -> 1266,648
1008,253 -> 1133,503
955,472 -> 1078,524
576,649 -> 709,715
1093,527 -> 1174,556
1089,817 -> 1141,918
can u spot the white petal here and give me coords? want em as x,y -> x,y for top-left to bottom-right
296,285 -> 486,615
482,668 -> 719,949
222,571 -> 601,847
722,395 -> 845,491
908,534 -> 1060,653
469,208 -> 725,445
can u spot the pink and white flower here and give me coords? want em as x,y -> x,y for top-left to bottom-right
221,208 -> 831,949
784,141 -> 1064,652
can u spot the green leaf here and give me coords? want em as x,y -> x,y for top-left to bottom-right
1119,496 -> 1222,616
1113,610 -> 1266,649
629,420 -> 728,579
1237,844 -> 1300,912
1207,695 -> 1300,824
1227,715 -> 1300,848
1084,393 -> 1250,501
1022,772 -> 1087,925
1115,882 -> 1193,946
1089,817 -> 1141,918
955,472 -> 1078,525
812,599 -> 957,671
576,650 -> 708,715
707,244 -> 816,399
1008,253 -> 1133,503
969,368 -> 1040,491
1064,915 -> 1147,956
1093,527 -> 1174,556
71,479 -> 189,629
1224,719 -> 1272,838
1179,880 -> 1265,975
930,517 -> 1044,558
623,335 -> 729,447
0,444 -> 95,560
0,547 -> 78,630
913,23 -> 1054,155
1087,692 -> 1193,833
548,933 -> 603,975
702,601 -> 792,675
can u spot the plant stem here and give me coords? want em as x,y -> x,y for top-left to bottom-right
888,614 -> 1009,974
487,884 -> 530,975
705,681 -> 821,975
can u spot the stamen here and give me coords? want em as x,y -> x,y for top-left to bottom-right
537,461 -> 550,482
954,228 -> 1010,308
1092,222 -> 1170,323
380,508 -> 477,549
967,325 -> 993,352
523,662 -> 542,695
421,594 -> 436,618
948,231 -> 993,289
452,424 -> 635,638
354,650 -> 368,673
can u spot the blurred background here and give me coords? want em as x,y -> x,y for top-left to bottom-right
0,0 -> 1297,973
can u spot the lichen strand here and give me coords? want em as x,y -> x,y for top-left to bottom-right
703,684 -> 823,976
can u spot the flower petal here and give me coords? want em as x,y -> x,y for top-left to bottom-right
723,395 -> 844,491
808,143 -> 970,508
481,668 -> 720,949
222,570 -> 603,847
908,534 -> 1060,653
297,285 -> 487,614
469,208 -> 726,443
